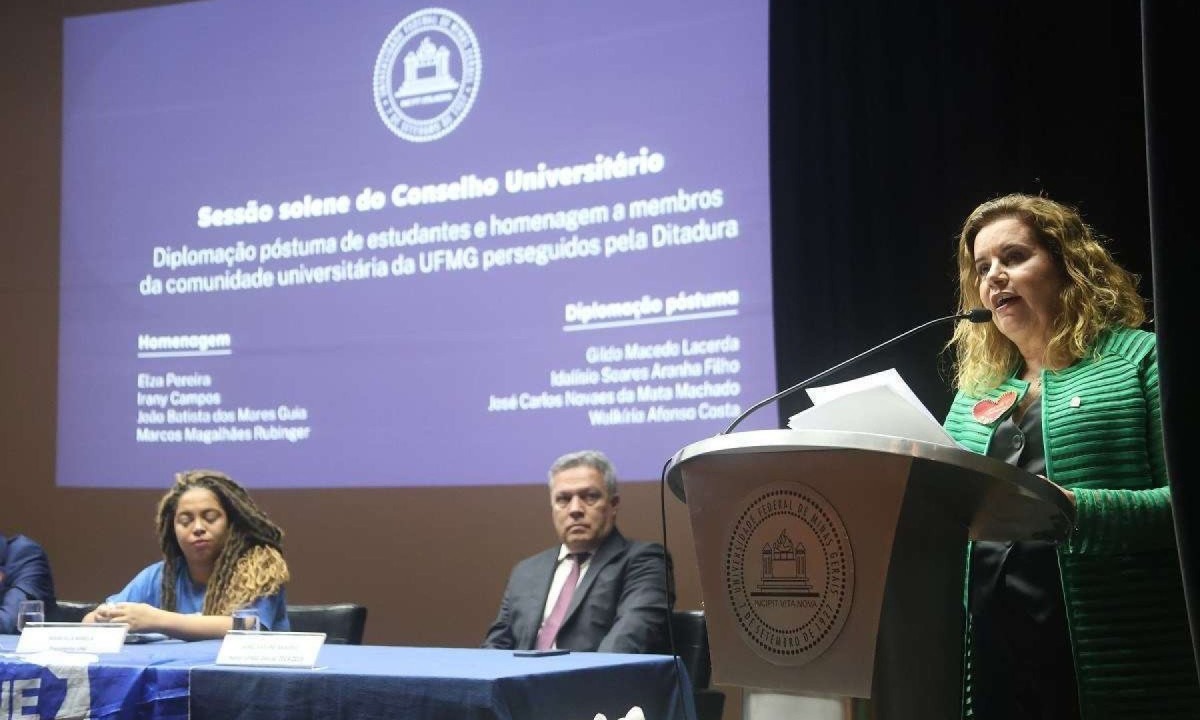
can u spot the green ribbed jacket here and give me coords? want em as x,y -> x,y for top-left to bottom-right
944,326 -> 1198,718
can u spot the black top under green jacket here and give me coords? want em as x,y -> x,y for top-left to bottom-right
944,326 -> 1199,718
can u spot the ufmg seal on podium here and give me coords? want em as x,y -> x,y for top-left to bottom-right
373,7 -> 482,143
725,481 -> 855,665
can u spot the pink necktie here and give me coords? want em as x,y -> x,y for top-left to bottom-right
536,553 -> 587,650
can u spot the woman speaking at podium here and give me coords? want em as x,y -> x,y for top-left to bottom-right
942,193 -> 1197,719
85,469 -> 290,638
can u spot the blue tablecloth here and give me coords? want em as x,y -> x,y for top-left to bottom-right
1,637 -> 694,720
190,645 -> 695,720
0,635 -> 218,719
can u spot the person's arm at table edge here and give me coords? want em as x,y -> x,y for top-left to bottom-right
597,542 -> 673,653
86,602 -> 233,639
0,538 -> 54,633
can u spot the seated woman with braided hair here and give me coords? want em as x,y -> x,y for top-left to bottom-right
84,470 -> 290,639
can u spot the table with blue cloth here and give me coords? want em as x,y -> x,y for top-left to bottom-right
0,635 -> 208,719
0,636 -> 695,720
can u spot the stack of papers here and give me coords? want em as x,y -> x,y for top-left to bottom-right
786,369 -> 958,447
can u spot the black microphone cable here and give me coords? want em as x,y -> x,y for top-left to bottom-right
659,453 -> 691,720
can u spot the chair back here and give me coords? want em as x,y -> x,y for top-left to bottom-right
47,600 -> 99,623
286,603 -> 367,644
671,609 -> 725,720
671,609 -> 713,687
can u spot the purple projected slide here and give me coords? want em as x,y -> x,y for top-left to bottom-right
58,0 -> 775,488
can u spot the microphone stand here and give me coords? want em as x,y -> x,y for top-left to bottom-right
722,309 -> 991,434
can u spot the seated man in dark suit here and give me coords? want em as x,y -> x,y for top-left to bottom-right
0,532 -> 56,633
483,450 -> 673,653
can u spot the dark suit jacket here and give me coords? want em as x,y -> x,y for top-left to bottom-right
483,528 -> 673,653
0,534 -> 56,634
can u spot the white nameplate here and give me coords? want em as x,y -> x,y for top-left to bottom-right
215,631 -> 326,668
16,623 -> 129,654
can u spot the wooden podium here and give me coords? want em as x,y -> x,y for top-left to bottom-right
666,429 -> 1075,720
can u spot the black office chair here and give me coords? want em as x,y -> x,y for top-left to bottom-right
671,609 -> 726,720
286,603 -> 367,644
47,600 -> 99,623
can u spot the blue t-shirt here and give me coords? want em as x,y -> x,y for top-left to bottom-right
107,561 -> 290,631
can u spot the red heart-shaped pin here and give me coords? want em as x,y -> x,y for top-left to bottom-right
972,390 -> 1017,424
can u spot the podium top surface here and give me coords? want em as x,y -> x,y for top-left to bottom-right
666,429 -> 1076,542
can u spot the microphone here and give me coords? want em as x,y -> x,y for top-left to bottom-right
722,308 -> 992,434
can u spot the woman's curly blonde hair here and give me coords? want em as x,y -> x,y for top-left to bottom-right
155,469 -> 290,616
947,193 -> 1146,394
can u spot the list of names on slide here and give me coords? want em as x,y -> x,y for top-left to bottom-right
489,332 -> 744,425
134,369 -> 312,446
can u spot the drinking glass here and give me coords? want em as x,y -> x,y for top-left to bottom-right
231,607 -> 261,632
17,600 -> 44,632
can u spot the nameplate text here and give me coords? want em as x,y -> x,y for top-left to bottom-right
15,623 -> 129,654
216,631 -> 326,668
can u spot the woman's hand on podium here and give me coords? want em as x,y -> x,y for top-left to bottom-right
1040,474 -> 1076,507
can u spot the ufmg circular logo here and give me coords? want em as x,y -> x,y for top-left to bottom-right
725,482 -> 855,666
373,8 -> 482,143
